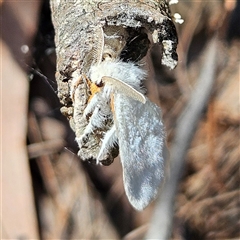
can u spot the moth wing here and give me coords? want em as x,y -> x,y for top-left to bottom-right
114,94 -> 166,210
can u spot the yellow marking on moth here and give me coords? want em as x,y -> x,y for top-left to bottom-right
110,93 -> 115,114
85,75 -> 91,86
110,93 -> 117,123
90,82 -> 101,96
86,77 -> 101,103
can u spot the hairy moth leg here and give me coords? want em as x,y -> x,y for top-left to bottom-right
70,74 -> 116,164
97,124 -> 118,163
82,95 -> 112,137
83,91 -> 105,119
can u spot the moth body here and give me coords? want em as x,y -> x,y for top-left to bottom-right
86,60 -> 166,210
69,15 -> 178,207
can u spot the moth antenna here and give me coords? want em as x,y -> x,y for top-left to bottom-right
93,27 -> 105,65
102,76 -> 146,104
85,26 -> 105,69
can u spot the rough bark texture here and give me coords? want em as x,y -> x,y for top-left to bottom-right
50,0 -> 178,164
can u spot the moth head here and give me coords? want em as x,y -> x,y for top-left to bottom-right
102,50 -> 116,61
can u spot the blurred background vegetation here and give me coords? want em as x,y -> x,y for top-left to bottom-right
1,0 -> 239,239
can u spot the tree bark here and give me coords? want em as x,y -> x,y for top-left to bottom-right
50,0 -> 178,162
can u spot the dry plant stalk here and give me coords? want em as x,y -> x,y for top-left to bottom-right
146,38 -> 218,239
50,0 -> 178,210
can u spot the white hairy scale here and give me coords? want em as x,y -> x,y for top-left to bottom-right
90,60 -> 146,96
87,60 -> 166,210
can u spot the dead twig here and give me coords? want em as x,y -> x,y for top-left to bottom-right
28,138 -> 66,159
145,37 -> 218,239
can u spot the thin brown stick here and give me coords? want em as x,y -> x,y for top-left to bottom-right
28,138 -> 66,159
145,37 -> 218,240
28,111 -> 60,197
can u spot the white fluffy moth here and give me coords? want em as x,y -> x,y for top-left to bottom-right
89,59 -> 167,209
50,0 -> 178,210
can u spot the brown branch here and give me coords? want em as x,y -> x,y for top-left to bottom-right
145,37 -> 219,239
28,138 -> 66,159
